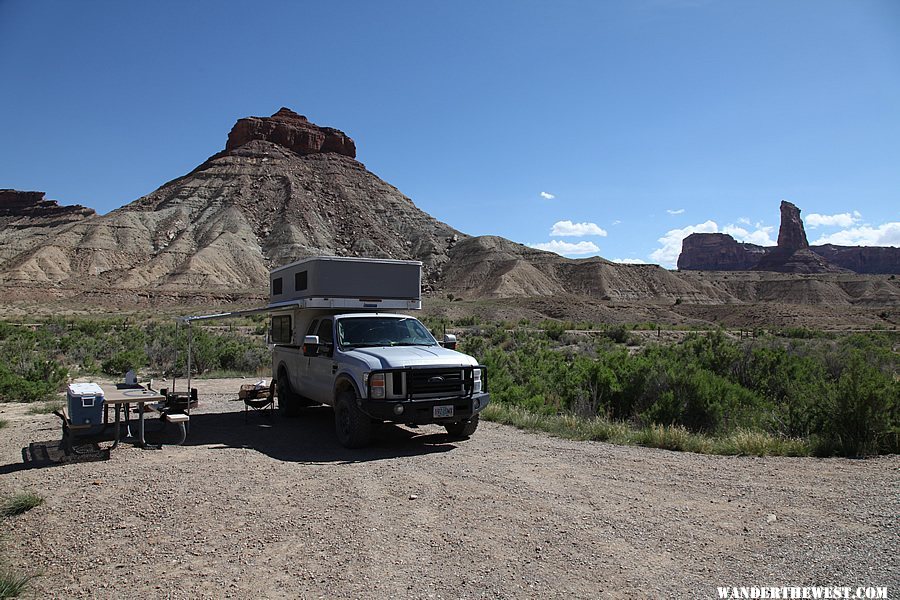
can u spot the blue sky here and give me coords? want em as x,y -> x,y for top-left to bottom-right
1,0 -> 898,267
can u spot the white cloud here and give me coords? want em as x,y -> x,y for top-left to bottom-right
806,212 -> 860,229
539,192 -> 555,200
722,224 -> 776,246
612,258 -> 647,264
648,220 -> 776,268
666,208 -> 685,215
738,217 -> 751,225
529,240 -> 600,256
550,220 -> 608,237
811,222 -> 900,246
612,220 -> 622,226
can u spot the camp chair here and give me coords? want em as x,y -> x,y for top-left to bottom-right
240,383 -> 276,422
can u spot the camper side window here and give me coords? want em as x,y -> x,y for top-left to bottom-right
306,319 -> 319,336
271,315 -> 291,344
272,277 -> 283,295
316,319 -> 333,345
294,271 -> 307,291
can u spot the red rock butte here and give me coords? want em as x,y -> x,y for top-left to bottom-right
678,200 -> 899,274
225,107 -> 356,158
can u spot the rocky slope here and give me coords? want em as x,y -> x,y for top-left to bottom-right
678,201 -> 899,274
0,109 -> 460,294
0,108 -> 723,308
441,236 -> 728,304
0,109 -> 897,325
0,190 -> 96,272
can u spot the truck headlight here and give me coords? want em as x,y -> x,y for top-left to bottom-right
473,368 -> 482,393
370,373 -> 385,399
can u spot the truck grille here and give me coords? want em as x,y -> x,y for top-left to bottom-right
407,368 -> 465,396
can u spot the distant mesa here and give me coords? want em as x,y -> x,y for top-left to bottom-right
0,189 -> 95,228
225,107 -> 356,158
678,200 -> 899,274
1,108 -> 897,322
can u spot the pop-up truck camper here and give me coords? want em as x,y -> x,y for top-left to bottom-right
182,256 -> 489,448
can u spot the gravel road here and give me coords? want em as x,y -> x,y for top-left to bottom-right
1,378 -> 897,599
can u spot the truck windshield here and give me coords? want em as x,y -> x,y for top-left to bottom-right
337,317 -> 438,348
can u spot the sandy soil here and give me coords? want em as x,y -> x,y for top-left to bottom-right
1,378 -> 897,599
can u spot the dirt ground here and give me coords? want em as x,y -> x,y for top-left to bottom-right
1,378 -> 897,599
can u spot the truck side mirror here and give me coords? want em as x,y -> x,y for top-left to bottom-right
442,334 -> 457,350
303,335 -> 320,356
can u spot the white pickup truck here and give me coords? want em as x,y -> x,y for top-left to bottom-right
268,257 -> 489,448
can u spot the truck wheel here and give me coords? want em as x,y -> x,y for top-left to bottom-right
445,415 -> 479,439
334,389 -> 373,448
277,367 -> 301,417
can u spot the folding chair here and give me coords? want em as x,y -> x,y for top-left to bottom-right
240,383 -> 276,422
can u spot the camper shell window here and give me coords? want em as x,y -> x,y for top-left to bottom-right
272,277 -> 283,296
271,315 -> 292,344
294,271 -> 308,291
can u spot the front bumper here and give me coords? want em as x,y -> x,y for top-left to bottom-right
359,392 -> 490,424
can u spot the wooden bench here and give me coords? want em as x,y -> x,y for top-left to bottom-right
58,405 -> 96,432
145,404 -> 190,445
55,406 -> 105,454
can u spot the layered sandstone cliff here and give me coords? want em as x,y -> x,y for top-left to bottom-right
225,107 -> 356,158
678,201 -> 898,274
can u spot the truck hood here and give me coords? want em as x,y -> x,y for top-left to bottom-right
343,346 -> 479,370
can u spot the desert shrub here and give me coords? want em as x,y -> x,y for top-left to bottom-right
0,565 -> 34,598
454,315 -> 479,327
775,327 -> 832,340
715,429 -> 809,457
604,325 -> 632,344
1,492 -> 43,517
638,361 -> 763,433
823,352 -> 898,456
469,325 -> 898,456
635,424 -> 711,453
0,318 -> 272,390
539,320 -> 567,341
0,360 -> 67,403
27,401 -> 64,415
101,349 -> 148,376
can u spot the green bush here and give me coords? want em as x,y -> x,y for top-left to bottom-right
101,349 -> 148,376
461,324 -> 898,457
824,352 -> 898,456
0,564 -> 34,598
539,320 -> 567,341
604,325 -> 632,344
1,492 -> 43,517
0,363 -> 67,403
0,318 -> 271,386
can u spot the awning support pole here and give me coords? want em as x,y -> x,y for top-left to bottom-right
186,323 -> 193,415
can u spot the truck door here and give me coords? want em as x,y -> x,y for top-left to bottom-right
307,318 -> 337,404
288,318 -> 317,399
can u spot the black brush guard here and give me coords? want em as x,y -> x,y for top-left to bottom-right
364,365 -> 487,400
359,365 -> 490,424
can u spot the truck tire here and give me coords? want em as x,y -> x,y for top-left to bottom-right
334,389 -> 373,448
445,415 -> 479,439
277,366 -> 302,417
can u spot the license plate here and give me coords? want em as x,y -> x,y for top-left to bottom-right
433,405 -> 454,418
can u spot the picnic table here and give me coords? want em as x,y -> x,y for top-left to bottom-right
57,384 -> 189,452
